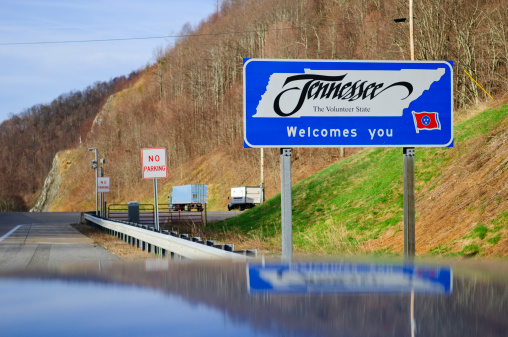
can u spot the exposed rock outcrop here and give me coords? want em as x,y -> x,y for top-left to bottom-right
30,152 -> 65,212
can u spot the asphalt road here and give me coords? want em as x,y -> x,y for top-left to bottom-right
0,212 -> 119,271
206,210 -> 243,222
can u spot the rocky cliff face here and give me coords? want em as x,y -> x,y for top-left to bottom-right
30,151 -> 68,212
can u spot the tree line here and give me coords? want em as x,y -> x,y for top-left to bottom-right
86,0 -> 507,205
0,72 -> 140,211
1,0 -> 507,211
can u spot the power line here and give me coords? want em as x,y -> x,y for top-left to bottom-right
0,18 -> 406,46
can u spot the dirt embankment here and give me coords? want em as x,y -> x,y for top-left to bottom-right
367,102 -> 508,256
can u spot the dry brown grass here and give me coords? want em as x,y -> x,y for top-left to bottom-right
72,223 -> 153,260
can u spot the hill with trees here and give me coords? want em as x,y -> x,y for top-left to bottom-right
0,72 -> 140,211
0,0 -> 506,257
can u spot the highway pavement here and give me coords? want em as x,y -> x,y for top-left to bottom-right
206,210 -> 243,222
0,212 -> 119,271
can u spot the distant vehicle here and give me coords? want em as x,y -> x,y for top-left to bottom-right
228,186 -> 262,211
170,184 -> 207,211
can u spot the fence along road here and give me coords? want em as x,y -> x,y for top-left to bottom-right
107,204 -> 242,225
0,212 -> 119,271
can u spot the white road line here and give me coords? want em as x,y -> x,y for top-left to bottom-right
0,225 -> 22,242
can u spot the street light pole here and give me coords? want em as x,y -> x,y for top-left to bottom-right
88,148 -> 98,216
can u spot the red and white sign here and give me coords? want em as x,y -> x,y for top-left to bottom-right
98,177 -> 110,193
142,148 -> 167,179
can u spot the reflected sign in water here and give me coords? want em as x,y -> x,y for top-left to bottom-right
247,262 -> 452,294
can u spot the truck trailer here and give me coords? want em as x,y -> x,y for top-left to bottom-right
228,186 -> 262,211
170,184 -> 208,211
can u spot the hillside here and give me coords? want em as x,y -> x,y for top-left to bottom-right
0,74 -> 140,211
4,0 -> 505,256
206,99 -> 508,257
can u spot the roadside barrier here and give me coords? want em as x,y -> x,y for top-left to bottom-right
107,204 -> 204,225
84,213 -> 256,260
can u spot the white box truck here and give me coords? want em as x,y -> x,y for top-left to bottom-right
170,184 -> 208,211
228,186 -> 262,211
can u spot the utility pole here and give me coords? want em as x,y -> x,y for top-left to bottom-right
88,148 -> 98,216
409,0 -> 415,61
403,0 -> 416,259
407,4 -> 416,337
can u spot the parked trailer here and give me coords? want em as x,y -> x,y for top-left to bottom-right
228,186 -> 261,211
170,184 -> 208,211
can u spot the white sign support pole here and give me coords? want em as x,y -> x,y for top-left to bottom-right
99,167 -> 103,217
94,150 -> 98,216
280,148 -> 292,262
260,148 -> 264,204
403,148 -> 416,257
154,178 -> 159,232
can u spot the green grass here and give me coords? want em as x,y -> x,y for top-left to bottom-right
454,104 -> 508,142
207,104 -> 508,255
453,211 -> 508,256
488,235 -> 501,245
469,224 -> 489,240
429,244 -> 452,255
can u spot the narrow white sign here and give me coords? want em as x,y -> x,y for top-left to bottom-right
97,177 -> 110,193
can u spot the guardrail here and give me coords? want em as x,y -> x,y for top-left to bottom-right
84,213 -> 255,261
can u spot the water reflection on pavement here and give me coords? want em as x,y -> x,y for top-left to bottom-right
0,258 -> 506,337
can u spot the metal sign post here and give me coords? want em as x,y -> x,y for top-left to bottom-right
280,148 -> 292,262
153,178 -> 159,231
99,167 -> 103,217
403,148 -> 416,257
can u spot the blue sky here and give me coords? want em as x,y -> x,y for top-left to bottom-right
0,0 -> 218,123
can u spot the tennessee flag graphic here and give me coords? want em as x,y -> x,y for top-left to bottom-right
412,111 -> 441,133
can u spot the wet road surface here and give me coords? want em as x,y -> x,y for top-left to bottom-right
0,212 -> 119,270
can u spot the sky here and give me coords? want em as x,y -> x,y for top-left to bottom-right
0,0 -> 218,123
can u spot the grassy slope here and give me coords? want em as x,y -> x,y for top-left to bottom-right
206,103 -> 508,257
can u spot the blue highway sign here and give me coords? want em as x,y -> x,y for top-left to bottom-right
243,59 -> 453,148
